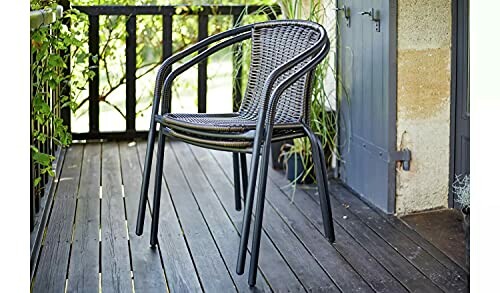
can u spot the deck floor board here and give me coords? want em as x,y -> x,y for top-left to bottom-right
172,142 -> 272,292
101,143 -> 133,293
32,141 -> 469,293
137,143 -> 203,292
66,143 -> 101,293
161,141 -> 237,292
119,142 -> 168,293
312,184 -> 469,292
32,145 -> 83,293
190,144 -> 306,292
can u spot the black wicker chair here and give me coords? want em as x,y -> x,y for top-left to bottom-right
135,19 -> 335,286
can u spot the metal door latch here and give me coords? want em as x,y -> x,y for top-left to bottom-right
334,5 -> 351,27
392,148 -> 412,171
359,8 -> 381,32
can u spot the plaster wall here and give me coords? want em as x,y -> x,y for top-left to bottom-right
396,0 -> 452,214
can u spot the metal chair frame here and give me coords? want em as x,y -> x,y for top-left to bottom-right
135,20 -> 335,287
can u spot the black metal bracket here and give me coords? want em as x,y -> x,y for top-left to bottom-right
335,5 -> 351,27
359,8 -> 380,32
392,148 -> 412,171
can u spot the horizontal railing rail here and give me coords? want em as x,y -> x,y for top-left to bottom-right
71,4 -> 281,141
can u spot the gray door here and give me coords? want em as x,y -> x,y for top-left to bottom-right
451,0 -> 470,207
337,0 -> 397,213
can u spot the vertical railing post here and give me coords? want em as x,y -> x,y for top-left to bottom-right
232,8 -> 243,112
61,1 -> 72,131
30,40 -> 35,231
41,60 -> 49,193
126,15 -> 137,134
88,14 -> 100,135
197,14 -> 208,113
32,41 -> 41,212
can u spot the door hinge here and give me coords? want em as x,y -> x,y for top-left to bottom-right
392,148 -> 411,171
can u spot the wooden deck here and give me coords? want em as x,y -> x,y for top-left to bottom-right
31,141 -> 469,293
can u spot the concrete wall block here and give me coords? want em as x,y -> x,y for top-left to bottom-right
396,0 -> 452,214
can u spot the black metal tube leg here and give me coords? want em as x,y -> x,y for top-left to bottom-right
240,153 -> 248,200
304,125 -> 335,242
150,131 -> 166,247
236,136 -> 262,275
233,153 -> 242,211
315,136 -> 335,242
248,135 -> 273,286
136,124 -> 156,236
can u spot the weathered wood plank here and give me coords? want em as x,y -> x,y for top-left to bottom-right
101,143 -> 133,293
398,209 -> 468,275
119,142 -> 168,293
264,167 -> 408,293
264,162 -> 444,292
211,150 -> 377,293
319,183 -> 469,292
137,142 -> 202,292
67,143 -> 101,293
190,144 -> 306,292
209,149 -> 339,292
159,141 -> 237,292
171,142 -> 272,292
261,177 -> 375,292
269,178 -> 441,292
33,145 -> 84,293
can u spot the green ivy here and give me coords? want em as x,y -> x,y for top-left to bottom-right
30,0 -> 57,11
31,3 -> 93,187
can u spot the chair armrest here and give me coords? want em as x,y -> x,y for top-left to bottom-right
159,31 -> 252,114
151,24 -> 253,117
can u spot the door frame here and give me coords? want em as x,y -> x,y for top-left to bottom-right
449,0 -> 469,207
387,0 -> 398,214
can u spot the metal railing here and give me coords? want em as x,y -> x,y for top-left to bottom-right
72,4 -> 280,140
30,5 -> 70,233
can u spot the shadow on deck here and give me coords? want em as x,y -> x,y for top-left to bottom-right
31,140 -> 469,292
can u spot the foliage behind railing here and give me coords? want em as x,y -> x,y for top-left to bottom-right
30,3 -> 92,232
29,2 -> 280,230
70,4 -> 280,140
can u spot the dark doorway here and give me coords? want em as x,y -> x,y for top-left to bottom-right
450,0 -> 470,208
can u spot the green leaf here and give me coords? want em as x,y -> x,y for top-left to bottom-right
34,177 -> 41,187
33,151 -> 54,166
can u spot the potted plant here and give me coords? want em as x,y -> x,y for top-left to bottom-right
278,140 -> 315,184
452,174 -> 470,269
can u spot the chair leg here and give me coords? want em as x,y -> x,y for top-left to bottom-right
240,153 -> 248,200
150,131 -> 166,247
304,126 -> 335,243
236,146 -> 261,275
233,153 -> 242,211
136,126 -> 156,236
248,135 -> 273,286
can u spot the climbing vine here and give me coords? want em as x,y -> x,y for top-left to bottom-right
31,1 -> 93,186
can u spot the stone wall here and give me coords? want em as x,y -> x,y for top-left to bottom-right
395,0 -> 452,214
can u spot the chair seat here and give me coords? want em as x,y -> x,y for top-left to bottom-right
157,112 -> 305,151
158,112 -> 303,133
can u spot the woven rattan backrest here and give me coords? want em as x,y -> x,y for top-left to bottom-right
239,21 -> 322,125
